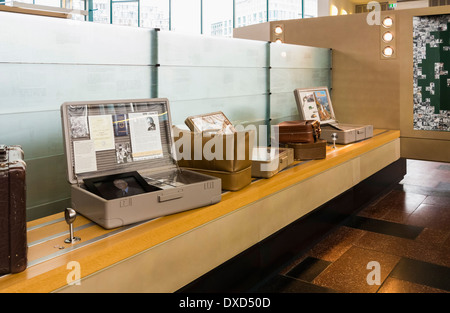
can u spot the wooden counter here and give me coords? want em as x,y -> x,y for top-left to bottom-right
0,129 -> 401,293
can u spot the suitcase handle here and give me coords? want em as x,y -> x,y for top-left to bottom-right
158,190 -> 184,202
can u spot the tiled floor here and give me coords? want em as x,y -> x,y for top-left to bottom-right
254,159 -> 450,293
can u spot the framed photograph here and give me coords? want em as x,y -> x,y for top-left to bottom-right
185,111 -> 236,134
84,171 -> 161,200
294,87 -> 336,125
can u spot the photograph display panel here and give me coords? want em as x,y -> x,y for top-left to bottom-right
413,15 -> 450,132
294,87 -> 335,125
64,100 -> 172,178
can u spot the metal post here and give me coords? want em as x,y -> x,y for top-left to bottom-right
169,0 -> 171,30
88,0 -> 93,22
232,0 -> 235,29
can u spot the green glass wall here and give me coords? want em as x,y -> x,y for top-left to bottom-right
0,11 -> 331,220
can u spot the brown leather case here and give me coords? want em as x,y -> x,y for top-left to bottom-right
284,139 -> 327,161
0,145 -> 27,275
278,120 -> 321,144
173,126 -> 254,191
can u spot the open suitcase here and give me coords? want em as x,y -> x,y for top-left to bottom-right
294,87 -> 373,144
0,145 -> 27,275
61,99 -> 222,229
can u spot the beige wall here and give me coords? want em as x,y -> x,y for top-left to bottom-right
234,6 -> 450,163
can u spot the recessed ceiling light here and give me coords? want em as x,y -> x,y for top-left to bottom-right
382,46 -> 394,57
274,26 -> 283,34
382,16 -> 393,28
382,31 -> 393,42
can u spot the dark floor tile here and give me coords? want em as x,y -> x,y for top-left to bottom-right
423,195 -> 450,207
401,184 -> 450,198
378,277 -> 449,293
306,226 -> 366,262
415,228 -> 450,246
406,203 -> 450,231
358,189 -> 426,223
390,258 -> 450,292
285,257 -> 331,282
255,274 -> 337,293
345,216 -> 423,240
312,246 -> 401,293
354,230 -> 450,268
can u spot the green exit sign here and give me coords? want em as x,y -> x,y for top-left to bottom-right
389,3 -> 397,9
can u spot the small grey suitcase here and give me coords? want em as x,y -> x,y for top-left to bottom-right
61,98 -> 222,229
294,87 -> 373,144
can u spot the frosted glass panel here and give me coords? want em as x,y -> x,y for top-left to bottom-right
0,11 -> 333,219
0,12 -> 155,65
270,68 -> 332,93
26,155 -> 70,209
270,92 -> 300,123
169,95 -> 267,126
0,63 -> 154,114
270,43 -> 332,69
158,67 -> 267,101
0,111 -> 63,160
158,31 -> 268,67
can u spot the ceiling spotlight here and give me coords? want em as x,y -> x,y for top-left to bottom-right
275,39 -> 283,44
382,16 -> 393,28
382,46 -> 394,57
274,26 -> 283,34
382,31 -> 393,42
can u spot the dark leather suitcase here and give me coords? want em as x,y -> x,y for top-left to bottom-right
0,145 -> 27,275
278,120 -> 321,144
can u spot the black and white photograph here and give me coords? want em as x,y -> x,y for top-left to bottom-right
68,105 -> 89,138
115,142 -> 132,164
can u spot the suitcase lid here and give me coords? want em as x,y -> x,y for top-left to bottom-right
61,98 -> 177,185
293,87 -> 337,126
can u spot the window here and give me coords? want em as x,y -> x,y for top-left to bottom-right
140,0 -> 169,30
235,0 -> 267,27
93,0 -> 111,24
112,1 -> 139,27
171,0 -> 201,34
61,0 -> 318,35
269,0 -> 302,22
203,0 -> 233,37
303,0 -> 317,18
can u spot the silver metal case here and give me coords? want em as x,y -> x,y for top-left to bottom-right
294,87 -> 373,144
61,98 -> 222,229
